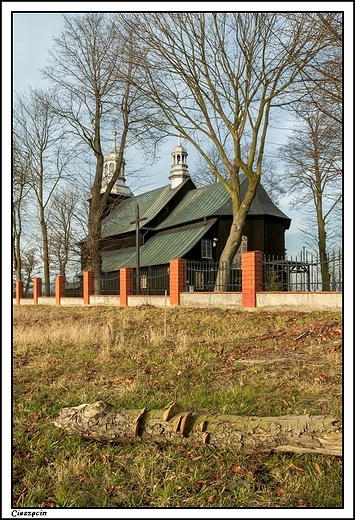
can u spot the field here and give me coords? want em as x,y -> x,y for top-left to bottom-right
12,305 -> 342,508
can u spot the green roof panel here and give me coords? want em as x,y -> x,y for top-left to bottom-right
101,219 -> 216,271
154,182 -> 230,230
101,181 -> 190,238
154,178 -> 290,230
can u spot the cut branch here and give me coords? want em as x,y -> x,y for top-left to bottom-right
54,401 -> 342,456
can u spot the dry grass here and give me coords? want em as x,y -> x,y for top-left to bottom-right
12,305 -> 342,508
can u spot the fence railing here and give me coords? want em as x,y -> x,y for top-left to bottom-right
263,249 -> 342,292
186,260 -> 242,292
64,279 -> 83,297
98,271 -> 120,295
132,266 -> 170,295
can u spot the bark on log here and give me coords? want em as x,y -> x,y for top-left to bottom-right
53,401 -> 342,456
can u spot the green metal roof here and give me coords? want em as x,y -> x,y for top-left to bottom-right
101,180 -> 190,238
101,219 -> 216,271
154,182 -> 230,230
154,178 -> 290,230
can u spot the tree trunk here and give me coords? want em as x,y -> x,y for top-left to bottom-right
54,401 -> 342,456
215,177 -> 259,291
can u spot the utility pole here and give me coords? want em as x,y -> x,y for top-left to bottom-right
130,204 -> 147,294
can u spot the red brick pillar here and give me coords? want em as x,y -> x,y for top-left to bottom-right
120,268 -> 133,307
83,271 -> 95,305
33,278 -> 42,305
242,251 -> 263,308
55,276 -> 65,306
170,258 -> 186,306
15,281 -> 23,305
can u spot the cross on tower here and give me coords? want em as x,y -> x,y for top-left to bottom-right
130,204 -> 147,294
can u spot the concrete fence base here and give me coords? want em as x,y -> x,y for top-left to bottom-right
13,253 -> 342,310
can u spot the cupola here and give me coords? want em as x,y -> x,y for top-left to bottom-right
169,136 -> 190,189
101,131 -> 133,198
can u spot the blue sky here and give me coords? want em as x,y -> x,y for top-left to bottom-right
6,4 -> 353,258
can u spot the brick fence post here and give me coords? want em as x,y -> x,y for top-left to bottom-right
170,258 -> 186,306
120,268 -> 133,307
15,281 -> 23,305
33,277 -> 42,305
83,271 -> 95,305
55,275 -> 65,306
242,251 -> 263,308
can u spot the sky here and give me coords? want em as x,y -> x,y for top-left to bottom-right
6,3 -> 353,259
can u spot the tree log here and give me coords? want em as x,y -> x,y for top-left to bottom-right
53,401 -> 342,456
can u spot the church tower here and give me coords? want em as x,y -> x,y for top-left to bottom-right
101,131 -> 133,199
169,136 -> 190,189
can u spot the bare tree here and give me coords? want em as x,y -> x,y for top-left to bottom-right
13,88 -> 73,295
47,188 -> 82,279
279,109 -> 342,290
21,249 -> 41,297
43,13 -> 161,291
121,12 -> 335,289
12,141 -> 32,282
299,12 -> 342,125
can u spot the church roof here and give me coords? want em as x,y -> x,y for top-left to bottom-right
101,179 -> 192,238
154,178 -> 290,230
102,219 -> 216,271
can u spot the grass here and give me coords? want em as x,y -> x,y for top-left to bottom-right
12,305 -> 342,508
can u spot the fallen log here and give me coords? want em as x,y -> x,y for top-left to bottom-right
53,401 -> 342,456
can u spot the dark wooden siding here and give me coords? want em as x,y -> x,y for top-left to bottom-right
264,219 -> 286,256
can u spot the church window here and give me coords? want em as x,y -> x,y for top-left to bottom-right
201,239 -> 213,259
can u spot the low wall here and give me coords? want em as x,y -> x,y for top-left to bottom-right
15,298 -> 35,306
60,297 -> 84,306
180,292 -> 243,307
127,295 -> 170,307
13,292 -> 342,310
38,297 -> 56,305
256,292 -> 342,309
90,295 -> 120,306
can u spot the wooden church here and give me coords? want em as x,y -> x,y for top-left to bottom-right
96,138 -> 291,278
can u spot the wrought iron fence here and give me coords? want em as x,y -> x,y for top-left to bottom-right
99,271 -> 120,295
263,249 -> 342,292
64,278 -> 83,297
133,266 -> 170,295
41,281 -> 55,297
186,260 -> 242,292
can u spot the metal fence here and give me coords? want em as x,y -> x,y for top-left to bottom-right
64,279 -> 83,297
98,271 -> 120,295
13,281 -> 55,298
186,260 -> 242,292
263,249 -> 342,292
133,266 -> 170,295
